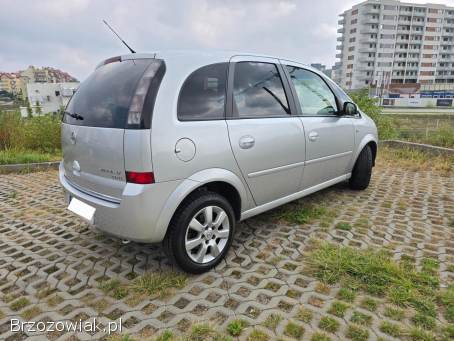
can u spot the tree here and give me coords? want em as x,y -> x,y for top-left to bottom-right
26,99 -> 33,118
35,101 -> 42,115
349,88 -> 397,140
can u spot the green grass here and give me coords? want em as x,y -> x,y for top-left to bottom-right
360,297 -> 378,312
318,316 -> 339,333
155,330 -> 173,341
337,288 -> 356,302
296,306 -> 313,323
438,286 -> 454,322
350,311 -> 372,326
132,272 -> 187,298
247,329 -> 269,341
380,321 -> 402,337
262,313 -> 283,331
346,324 -> 369,341
10,297 -> 30,311
187,323 -> 231,341
412,313 -> 436,330
327,301 -> 349,318
284,322 -> 304,339
98,272 -> 187,301
409,327 -> 436,341
384,306 -> 405,321
310,332 -> 331,341
335,222 -> 352,231
276,203 -> 328,225
442,325 -> 454,341
307,241 -> 440,316
226,319 -> 248,337
378,146 -> 454,174
0,148 -> 61,165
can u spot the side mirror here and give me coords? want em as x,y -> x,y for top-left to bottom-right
343,102 -> 358,116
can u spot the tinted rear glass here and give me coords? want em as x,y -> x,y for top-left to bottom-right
178,63 -> 228,121
63,59 -> 152,128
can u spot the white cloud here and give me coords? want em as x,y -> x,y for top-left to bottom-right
3,0 -> 454,80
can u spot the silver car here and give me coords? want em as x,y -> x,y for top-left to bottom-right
60,50 -> 378,273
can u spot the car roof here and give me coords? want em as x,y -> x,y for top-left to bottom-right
118,49 -> 322,75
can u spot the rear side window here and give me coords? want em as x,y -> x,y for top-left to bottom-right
285,66 -> 338,116
233,62 -> 290,118
178,63 -> 228,121
64,59 -> 164,129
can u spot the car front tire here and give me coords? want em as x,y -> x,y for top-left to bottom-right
163,191 -> 235,274
349,145 -> 373,190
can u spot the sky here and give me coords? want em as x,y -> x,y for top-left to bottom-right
2,0 -> 454,81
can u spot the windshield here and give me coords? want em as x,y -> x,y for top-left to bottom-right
64,59 -> 155,128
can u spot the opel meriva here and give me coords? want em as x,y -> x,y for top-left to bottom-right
60,50 -> 378,273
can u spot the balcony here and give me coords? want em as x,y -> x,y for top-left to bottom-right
364,7 -> 381,14
360,28 -> 379,34
337,28 -> 345,33
336,53 -> 343,58
337,36 -> 344,42
338,19 -> 345,25
361,17 -> 380,24
359,48 -> 377,53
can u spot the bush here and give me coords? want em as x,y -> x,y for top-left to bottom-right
348,88 -> 397,140
0,110 -> 61,153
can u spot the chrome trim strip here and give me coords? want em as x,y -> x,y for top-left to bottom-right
305,151 -> 353,166
65,176 -> 121,204
248,161 -> 306,178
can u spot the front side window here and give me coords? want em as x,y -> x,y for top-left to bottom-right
178,63 -> 228,121
285,66 -> 338,116
233,62 -> 290,118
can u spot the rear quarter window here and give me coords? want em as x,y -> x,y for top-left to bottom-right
177,63 -> 228,121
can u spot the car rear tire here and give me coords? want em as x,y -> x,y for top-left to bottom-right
163,191 -> 235,274
349,145 -> 373,190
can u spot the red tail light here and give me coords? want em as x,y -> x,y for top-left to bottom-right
125,171 -> 155,184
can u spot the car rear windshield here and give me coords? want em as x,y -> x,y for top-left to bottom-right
63,59 -> 164,129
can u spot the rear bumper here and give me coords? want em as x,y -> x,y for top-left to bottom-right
59,163 -> 182,243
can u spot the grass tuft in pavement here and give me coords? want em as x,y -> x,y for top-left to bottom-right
346,324 -> 369,341
318,316 -> 339,333
327,301 -> 349,318
310,332 -> 331,341
284,321 -> 304,339
98,272 -> 188,301
307,241 -> 439,316
226,319 -> 248,337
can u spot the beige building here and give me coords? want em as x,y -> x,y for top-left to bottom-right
0,66 -> 77,100
20,66 -> 77,84
0,73 -> 27,99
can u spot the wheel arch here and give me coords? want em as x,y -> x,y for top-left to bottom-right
155,168 -> 248,242
350,134 -> 378,170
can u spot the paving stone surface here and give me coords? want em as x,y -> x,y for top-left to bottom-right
0,160 -> 453,340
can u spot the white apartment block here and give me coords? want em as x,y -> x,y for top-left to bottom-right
334,0 -> 454,90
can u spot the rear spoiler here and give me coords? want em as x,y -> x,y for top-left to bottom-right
95,53 -> 158,69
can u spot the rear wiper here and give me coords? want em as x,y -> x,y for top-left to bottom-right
63,111 -> 84,120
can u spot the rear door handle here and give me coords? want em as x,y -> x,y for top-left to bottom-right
239,135 -> 255,149
308,131 -> 319,142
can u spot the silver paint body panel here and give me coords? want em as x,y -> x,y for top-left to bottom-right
59,50 -> 378,243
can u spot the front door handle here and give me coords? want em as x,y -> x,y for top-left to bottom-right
239,135 -> 255,149
308,131 -> 319,142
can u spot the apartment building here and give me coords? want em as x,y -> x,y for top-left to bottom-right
19,66 -> 77,84
334,0 -> 454,90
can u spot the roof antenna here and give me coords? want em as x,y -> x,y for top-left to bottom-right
103,19 -> 136,53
